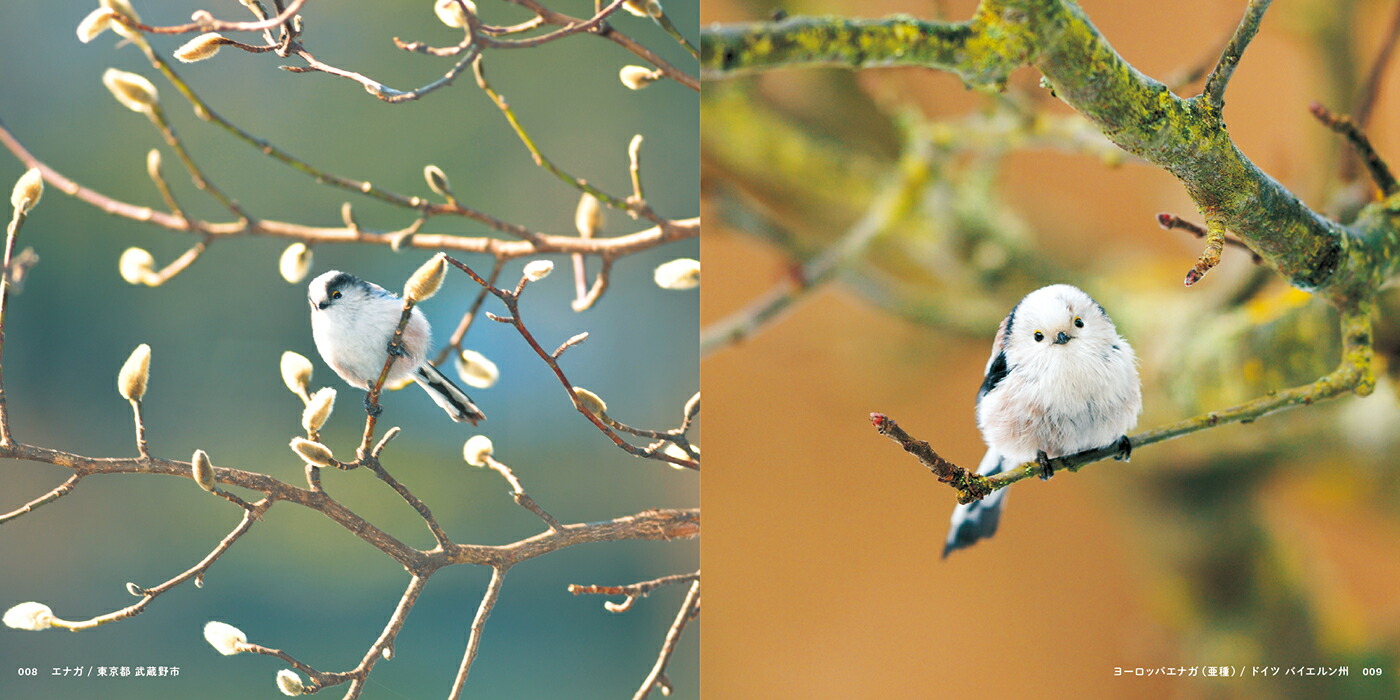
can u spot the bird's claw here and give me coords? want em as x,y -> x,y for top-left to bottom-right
1113,434 -> 1132,462
363,394 -> 383,417
1037,450 -> 1054,480
386,339 -> 407,357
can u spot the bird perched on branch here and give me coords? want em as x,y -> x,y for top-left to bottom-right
944,284 -> 1140,557
308,270 -> 485,425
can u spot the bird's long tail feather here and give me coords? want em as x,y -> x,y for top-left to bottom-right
942,450 -> 1008,558
412,364 -> 485,425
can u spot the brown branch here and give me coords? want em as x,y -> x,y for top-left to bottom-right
443,255 -> 700,471
869,413 -> 990,504
0,473 -> 83,525
1352,0 -> 1400,130
1156,212 -> 1262,263
1310,102 -> 1399,197
632,579 -> 700,700
482,455 -> 563,531
448,567 -> 506,699
433,258 -> 506,366
568,570 -> 699,613
113,0 -> 310,35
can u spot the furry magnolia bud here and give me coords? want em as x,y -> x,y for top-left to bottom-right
653,258 -> 699,290
573,387 -> 607,415
10,168 -> 43,215
454,349 -> 499,389
434,0 -> 477,28
423,164 -> 451,197
619,65 -> 658,90
462,434 -> 493,467
203,621 -> 246,656
101,0 -> 141,23
276,669 -> 305,696
102,68 -> 159,113
574,192 -> 603,238
77,8 -> 117,43
278,242 -> 312,284
118,344 -> 152,401
191,449 -> 216,492
119,247 -> 157,286
301,388 -> 336,433
3,602 -> 55,631
290,437 -> 336,468
404,252 -> 448,302
522,259 -> 553,282
280,351 -> 313,397
174,33 -> 225,63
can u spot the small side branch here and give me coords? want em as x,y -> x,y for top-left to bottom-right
1310,102 -> 1399,197
1156,212 -> 1261,263
0,473 -> 83,525
448,566 -> 507,700
869,413 -> 990,504
1202,0 -> 1273,113
632,579 -> 700,700
1185,215 -> 1228,286
568,570 -> 699,613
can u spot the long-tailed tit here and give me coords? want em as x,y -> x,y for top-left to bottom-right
944,284 -> 1140,557
307,270 -> 485,425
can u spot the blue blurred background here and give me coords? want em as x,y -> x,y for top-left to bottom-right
0,1 -> 697,698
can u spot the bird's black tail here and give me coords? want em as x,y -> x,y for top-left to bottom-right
412,364 -> 485,425
942,452 -> 1008,558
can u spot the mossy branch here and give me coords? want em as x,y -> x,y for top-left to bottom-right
874,307 -> 1376,501
702,0 -> 1400,307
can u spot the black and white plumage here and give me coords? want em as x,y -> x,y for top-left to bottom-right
307,270 -> 485,425
943,284 -> 1140,558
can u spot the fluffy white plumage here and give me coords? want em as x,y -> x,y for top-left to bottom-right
307,270 -> 484,425
944,284 -> 1140,557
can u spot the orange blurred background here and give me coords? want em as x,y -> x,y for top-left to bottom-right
702,1 -> 1400,698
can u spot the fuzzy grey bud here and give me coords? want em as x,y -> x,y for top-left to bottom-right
404,252 -> 448,303
191,449 -> 216,492
118,344 -> 151,401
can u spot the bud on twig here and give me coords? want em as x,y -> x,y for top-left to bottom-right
102,68 -> 159,113
404,252 -> 447,303
434,0 -> 477,28
3,602 -> 54,631
118,344 -> 151,401
76,8 -> 117,43
101,0 -> 141,23
574,193 -> 603,238
522,259 -> 553,282
10,168 -> 43,215
278,242 -> 312,284
454,349 -> 499,389
619,65 -> 659,90
276,669 -> 304,696
623,0 -> 649,17
423,164 -> 451,198
173,33 -> 226,63
191,449 -> 216,492
462,434 -> 493,466
280,351 -> 313,398
653,258 -> 699,290
203,621 -> 246,656
573,387 -> 607,415
125,582 -> 144,597
290,437 -> 336,468
301,388 -> 336,433
118,247 -> 157,286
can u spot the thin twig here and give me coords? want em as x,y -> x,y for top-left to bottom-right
568,570 -> 699,613
1202,0 -> 1273,113
1310,102 -> 1399,197
1156,212 -> 1261,263
482,455 -> 562,531
632,579 -> 700,700
0,473 -> 83,525
448,567 -> 507,700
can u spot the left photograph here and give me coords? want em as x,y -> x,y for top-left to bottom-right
0,2 -> 698,699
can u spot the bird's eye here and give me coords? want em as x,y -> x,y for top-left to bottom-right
1033,331 -> 1044,342
330,290 -> 342,300
1073,316 -> 1084,328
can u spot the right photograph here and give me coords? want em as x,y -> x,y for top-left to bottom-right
701,0 -> 1400,697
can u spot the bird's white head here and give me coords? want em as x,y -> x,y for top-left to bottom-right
308,270 -> 386,317
1002,284 -> 1122,366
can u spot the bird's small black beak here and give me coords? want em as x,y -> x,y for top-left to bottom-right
1054,331 -> 1072,345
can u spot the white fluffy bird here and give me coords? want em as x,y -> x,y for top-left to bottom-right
307,270 -> 485,425
944,284 -> 1141,557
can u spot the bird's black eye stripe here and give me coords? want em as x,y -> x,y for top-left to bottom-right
1073,316 -> 1084,328
1033,331 -> 1044,342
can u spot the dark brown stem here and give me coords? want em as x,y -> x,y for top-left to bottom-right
632,579 -> 700,700
1310,102 -> 1399,197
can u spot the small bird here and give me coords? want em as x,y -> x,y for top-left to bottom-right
944,284 -> 1140,557
307,270 -> 485,425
